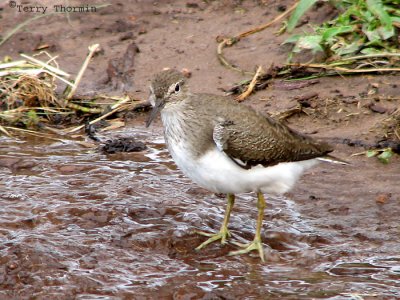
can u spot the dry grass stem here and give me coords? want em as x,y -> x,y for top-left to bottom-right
237,66 -> 263,102
66,95 -> 132,133
20,53 -> 70,77
216,1 -> 298,75
0,47 -> 144,137
66,44 -> 100,100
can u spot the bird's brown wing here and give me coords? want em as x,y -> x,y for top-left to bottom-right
212,109 -> 333,168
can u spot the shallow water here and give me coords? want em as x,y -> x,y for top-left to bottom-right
1,124 -> 400,299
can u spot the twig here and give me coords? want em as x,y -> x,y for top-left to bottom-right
355,61 -> 389,69
66,44 -> 100,100
0,68 -> 74,87
17,54 -> 75,87
338,52 -> 400,62
237,65 -> 263,102
66,96 -> 132,133
1,106 -> 70,114
0,60 -> 30,69
20,53 -> 70,77
0,69 -> 43,77
3,126 -> 66,141
0,125 -> 11,137
216,39 -> 250,74
289,62 -> 400,74
216,1 -> 299,75
272,104 -> 303,121
394,129 -> 400,141
110,95 -> 131,110
351,151 -> 368,157
65,102 -> 103,113
235,1 -> 299,40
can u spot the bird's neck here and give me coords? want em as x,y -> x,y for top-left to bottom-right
161,100 -> 195,142
161,98 -> 214,157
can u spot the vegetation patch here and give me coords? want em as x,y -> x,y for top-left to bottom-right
0,46 -> 146,137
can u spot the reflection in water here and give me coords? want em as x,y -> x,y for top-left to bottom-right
0,128 -> 400,298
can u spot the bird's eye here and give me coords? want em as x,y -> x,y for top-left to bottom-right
174,83 -> 180,93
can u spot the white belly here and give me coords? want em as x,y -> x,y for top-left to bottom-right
168,141 -> 318,195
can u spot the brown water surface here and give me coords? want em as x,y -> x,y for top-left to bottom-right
1,123 -> 399,299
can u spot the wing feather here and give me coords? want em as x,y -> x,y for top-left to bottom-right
212,111 -> 333,168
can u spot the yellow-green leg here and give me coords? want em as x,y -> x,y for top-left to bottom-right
229,191 -> 266,262
195,193 -> 235,250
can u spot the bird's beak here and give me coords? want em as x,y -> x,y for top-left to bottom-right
146,99 -> 165,128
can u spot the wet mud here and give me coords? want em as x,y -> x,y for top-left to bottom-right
1,119 -> 400,299
1,0 -> 400,298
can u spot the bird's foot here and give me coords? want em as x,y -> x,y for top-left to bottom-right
229,238 -> 265,262
195,228 -> 231,250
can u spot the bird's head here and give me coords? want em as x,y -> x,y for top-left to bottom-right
146,69 -> 187,127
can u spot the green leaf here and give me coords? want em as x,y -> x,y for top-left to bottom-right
364,39 -> 385,48
27,110 -> 38,121
377,148 -> 393,164
24,110 -> 39,128
391,16 -> 400,23
321,26 -> 355,42
362,24 -> 383,42
361,8 -> 376,24
283,34 -> 302,45
377,25 -> 395,40
360,47 -> 382,54
283,0 -> 399,61
287,0 -> 318,33
336,41 -> 363,56
294,35 -> 324,53
366,150 -> 378,157
366,0 -> 393,30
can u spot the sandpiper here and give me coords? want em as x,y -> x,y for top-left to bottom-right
146,69 -> 346,261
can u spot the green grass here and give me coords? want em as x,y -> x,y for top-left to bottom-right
285,0 -> 400,60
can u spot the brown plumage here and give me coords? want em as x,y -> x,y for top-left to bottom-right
149,69 -> 185,106
146,69 -> 347,262
184,93 -> 334,168
148,69 -> 335,168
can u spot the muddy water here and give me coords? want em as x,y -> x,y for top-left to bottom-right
1,124 -> 400,299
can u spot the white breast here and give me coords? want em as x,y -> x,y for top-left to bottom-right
168,140 -> 318,195
161,106 -> 318,195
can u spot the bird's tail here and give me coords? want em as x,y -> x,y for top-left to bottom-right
317,154 -> 349,165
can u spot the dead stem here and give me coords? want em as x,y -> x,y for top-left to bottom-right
237,66 -> 263,102
65,102 -> 103,114
272,104 -> 303,121
66,96 -> 133,133
0,47 -> 137,136
235,2 -> 299,40
21,54 -> 70,78
394,129 -> 400,141
290,63 -> 400,74
216,1 -> 299,75
66,44 -> 100,100
3,126 -> 66,141
0,125 -> 11,136
338,53 -> 400,62
216,38 -> 253,75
